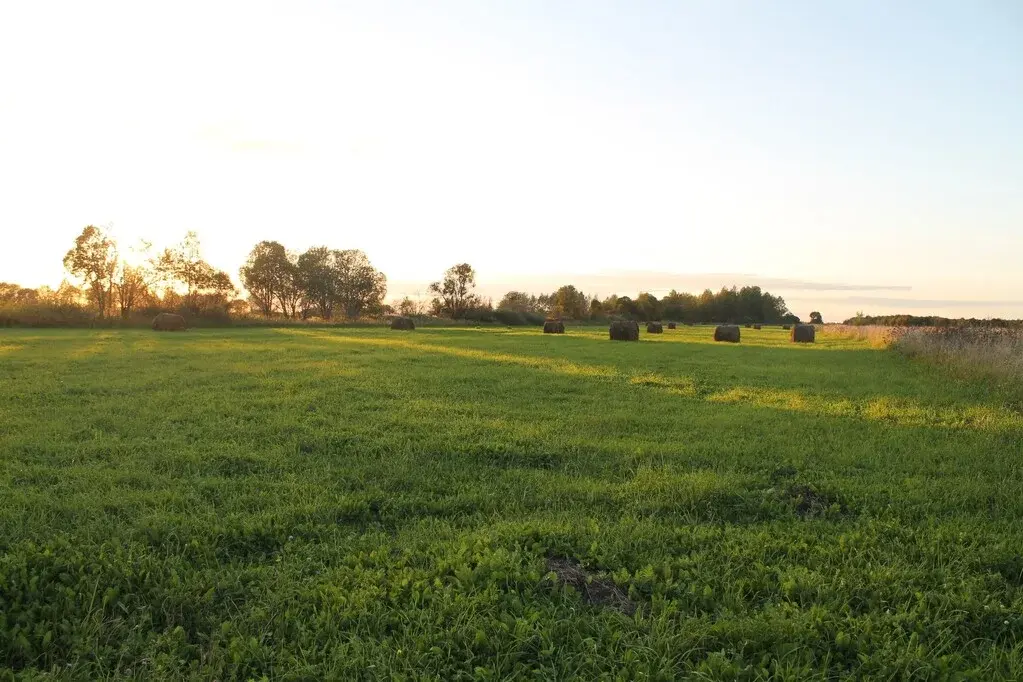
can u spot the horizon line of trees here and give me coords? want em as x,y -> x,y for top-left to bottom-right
55,226 -> 237,320
239,241 -> 386,320
0,224 -> 842,326
492,285 -> 803,324
844,313 -> 1023,328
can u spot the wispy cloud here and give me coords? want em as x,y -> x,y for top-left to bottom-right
479,271 -> 912,296
838,296 -> 1023,308
194,122 -> 304,155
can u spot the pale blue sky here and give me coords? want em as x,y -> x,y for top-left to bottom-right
0,1 -> 1020,320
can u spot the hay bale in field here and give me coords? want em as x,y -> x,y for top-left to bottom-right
714,325 -> 740,343
609,320 -> 639,341
391,316 -> 415,330
646,322 -> 663,334
744,323 -> 752,328
667,322 -> 677,330
543,320 -> 565,334
753,324 -> 762,330
791,324 -> 816,343
152,313 -> 187,331
782,324 -> 791,330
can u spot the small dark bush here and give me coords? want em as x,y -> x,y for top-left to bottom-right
391,316 -> 415,330
494,309 -> 526,326
494,309 -> 545,326
523,311 -> 546,326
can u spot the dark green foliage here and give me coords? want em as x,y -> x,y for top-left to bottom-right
603,286 -> 791,325
494,309 -> 544,326
390,316 -> 415,330
846,313 -> 1023,328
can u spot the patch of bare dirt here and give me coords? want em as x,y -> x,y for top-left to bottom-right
545,557 -> 637,616
786,484 -> 837,518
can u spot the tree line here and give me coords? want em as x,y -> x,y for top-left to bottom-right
493,285 -> 803,324
2,224 -> 814,325
239,241 -> 386,319
28,226 -> 237,320
844,313 -> 1022,328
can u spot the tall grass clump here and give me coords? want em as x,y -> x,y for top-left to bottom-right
821,325 -> 906,349
894,326 -> 1023,384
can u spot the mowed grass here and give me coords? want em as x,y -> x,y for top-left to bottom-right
1,325 -> 1022,680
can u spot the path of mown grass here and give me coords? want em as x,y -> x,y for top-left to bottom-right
1,326 -> 1021,679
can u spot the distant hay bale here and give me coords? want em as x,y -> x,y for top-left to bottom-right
753,324 -> 762,330
791,324 -> 816,343
543,320 -> 565,334
152,313 -> 186,332
609,320 -> 639,341
646,322 -> 663,334
714,325 -> 740,343
744,323 -> 752,328
391,316 -> 415,330
667,322 -> 677,330
782,324 -> 792,330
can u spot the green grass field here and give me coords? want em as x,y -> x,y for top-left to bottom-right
2,326 -> 1022,679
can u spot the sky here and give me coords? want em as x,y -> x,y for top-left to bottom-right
1,0 -> 1020,322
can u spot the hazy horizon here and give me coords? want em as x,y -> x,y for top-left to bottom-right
2,1 -> 1021,322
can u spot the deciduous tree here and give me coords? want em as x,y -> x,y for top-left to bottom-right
63,225 -> 118,317
295,247 -> 386,319
240,240 -> 293,317
296,246 -> 336,319
333,249 -> 387,319
497,290 -> 539,313
429,263 -> 478,319
157,232 -> 235,313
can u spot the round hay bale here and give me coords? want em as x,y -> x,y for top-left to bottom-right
391,316 -> 415,330
609,320 -> 639,341
543,320 -> 565,334
667,322 -> 677,330
646,322 -> 663,334
753,324 -> 762,330
782,324 -> 792,330
713,325 -> 740,343
791,324 -> 816,343
152,313 -> 187,331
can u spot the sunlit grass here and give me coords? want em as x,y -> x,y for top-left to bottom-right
1,325 -> 1021,679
